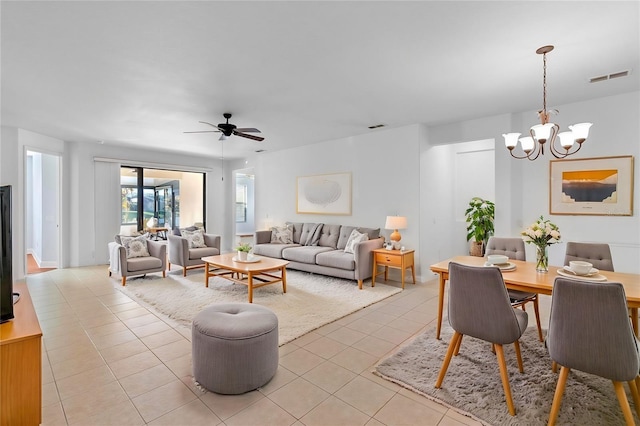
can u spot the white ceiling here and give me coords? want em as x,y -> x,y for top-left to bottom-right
2,1 -> 638,160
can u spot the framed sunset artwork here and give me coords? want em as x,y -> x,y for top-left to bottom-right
549,155 -> 634,216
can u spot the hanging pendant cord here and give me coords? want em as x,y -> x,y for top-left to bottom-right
542,52 -> 547,115
221,140 -> 224,181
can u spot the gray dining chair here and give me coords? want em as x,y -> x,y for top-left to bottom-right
435,262 -> 528,416
563,241 -> 614,272
547,277 -> 640,426
486,237 -> 543,342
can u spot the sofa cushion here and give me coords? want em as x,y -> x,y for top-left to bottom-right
337,226 -> 380,249
318,224 -> 340,249
300,223 -> 323,246
189,246 -> 220,260
120,235 -> 150,258
182,229 -> 207,248
315,250 -> 356,271
344,229 -> 369,254
287,222 -> 304,244
271,224 -> 294,244
127,255 -> 162,272
282,246 -> 333,263
253,243 -> 299,258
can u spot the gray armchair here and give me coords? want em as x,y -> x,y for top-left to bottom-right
547,277 -> 640,425
486,236 -> 543,342
435,262 -> 528,416
564,241 -> 614,271
108,238 -> 166,286
168,232 -> 221,276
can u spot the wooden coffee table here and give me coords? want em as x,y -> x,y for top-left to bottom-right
202,253 -> 289,303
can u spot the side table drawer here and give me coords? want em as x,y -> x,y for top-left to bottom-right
375,252 -> 402,267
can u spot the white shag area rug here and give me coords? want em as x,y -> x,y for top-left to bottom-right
117,269 -> 402,345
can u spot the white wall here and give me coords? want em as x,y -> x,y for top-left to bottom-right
246,124 -> 423,279
425,91 -> 640,274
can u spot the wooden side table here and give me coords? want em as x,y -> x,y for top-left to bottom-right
372,248 -> 416,289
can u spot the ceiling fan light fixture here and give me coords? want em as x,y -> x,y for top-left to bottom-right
219,134 -> 229,141
504,45 -> 593,161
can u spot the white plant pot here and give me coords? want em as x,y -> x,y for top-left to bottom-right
237,251 -> 248,261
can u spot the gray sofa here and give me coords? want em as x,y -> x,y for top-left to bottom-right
253,222 -> 383,289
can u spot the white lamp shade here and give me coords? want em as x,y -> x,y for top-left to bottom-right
503,133 -> 521,148
557,131 -> 575,149
519,136 -> 535,153
385,216 -> 407,230
568,122 -> 593,140
531,123 -> 555,141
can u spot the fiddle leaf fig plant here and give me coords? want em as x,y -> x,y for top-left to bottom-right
465,197 -> 495,249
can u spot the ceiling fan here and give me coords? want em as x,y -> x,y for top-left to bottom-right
184,113 -> 264,141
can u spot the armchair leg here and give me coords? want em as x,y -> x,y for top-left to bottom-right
168,262 -> 171,271
358,279 -> 363,290
548,366 -> 570,426
183,267 -> 187,277
494,344 -> 516,416
162,270 -> 166,278
121,276 -> 126,286
613,381 -> 635,426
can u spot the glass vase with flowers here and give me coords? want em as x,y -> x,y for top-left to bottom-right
521,216 -> 561,272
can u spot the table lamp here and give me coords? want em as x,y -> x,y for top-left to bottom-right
385,216 -> 407,249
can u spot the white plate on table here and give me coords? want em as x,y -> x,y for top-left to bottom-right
557,268 -> 607,282
232,256 -> 261,263
484,262 -> 517,272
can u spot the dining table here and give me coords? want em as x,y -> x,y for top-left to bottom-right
430,255 -> 640,340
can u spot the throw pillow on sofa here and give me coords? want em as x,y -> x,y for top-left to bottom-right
120,235 -> 150,258
271,224 -> 294,244
182,229 -> 207,248
344,229 -> 368,254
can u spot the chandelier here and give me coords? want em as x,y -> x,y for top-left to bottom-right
503,45 -> 592,161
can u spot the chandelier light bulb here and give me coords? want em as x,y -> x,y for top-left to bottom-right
531,123 -> 555,143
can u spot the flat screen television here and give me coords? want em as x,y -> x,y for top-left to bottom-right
1,185 -> 14,323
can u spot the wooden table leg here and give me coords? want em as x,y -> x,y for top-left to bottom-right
371,260 -> 377,287
248,273 -> 253,303
411,265 -> 416,284
282,267 -> 287,294
384,266 -> 388,281
436,273 -> 446,340
401,266 -> 405,290
205,263 -> 210,288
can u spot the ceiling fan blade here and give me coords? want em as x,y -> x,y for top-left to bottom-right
199,121 -> 225,132
235,128 -> 261,133
233,130 -> 264,141
183,130 -> 220,133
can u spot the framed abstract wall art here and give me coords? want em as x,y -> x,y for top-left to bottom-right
296,172 -> 352,215
549,155 -> 634,216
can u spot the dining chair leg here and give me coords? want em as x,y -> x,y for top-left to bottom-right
627,378 -> 640,418
552,361 -> 558,373
435,331 -> 462,388
494,344 -> 516,416
454,334 -> 463,356
533,297 -> 544,342
613,381 -> 635,426
548,366 -> 570,426
513,340 -> 524,373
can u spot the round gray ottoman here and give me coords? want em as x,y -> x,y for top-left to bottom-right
192,303 -> 279,394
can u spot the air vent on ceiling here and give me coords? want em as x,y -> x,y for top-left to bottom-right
368,124 -> 385,129
589,70 -> 631,83
255,149 -> 266,153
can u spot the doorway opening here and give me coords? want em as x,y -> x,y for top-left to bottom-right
25,150 -> 61,274
234,169 -> 255,246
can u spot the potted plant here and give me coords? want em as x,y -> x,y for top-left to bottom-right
235,242 -> 252,261
465,197 -> 495,256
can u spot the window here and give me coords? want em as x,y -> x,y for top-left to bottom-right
120,167 -> 205,231
236,183 -> 247,223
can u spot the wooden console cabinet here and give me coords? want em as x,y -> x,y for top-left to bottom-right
1,282 -> 42,426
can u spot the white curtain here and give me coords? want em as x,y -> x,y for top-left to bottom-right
94,161 -> 121,264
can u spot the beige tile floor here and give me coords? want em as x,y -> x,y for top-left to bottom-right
27,265 -> 552,426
